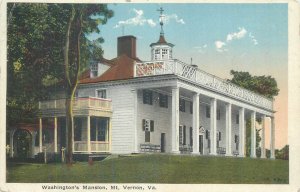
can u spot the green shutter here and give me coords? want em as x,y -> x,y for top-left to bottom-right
150,120 -> 154,132
142,119 -> 145,131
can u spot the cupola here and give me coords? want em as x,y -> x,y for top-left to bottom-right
150,7 -> 174,61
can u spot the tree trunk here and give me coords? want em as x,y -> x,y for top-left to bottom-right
64,7 -> 83,164
64,6 -> 75,164
65,86 -> 77,164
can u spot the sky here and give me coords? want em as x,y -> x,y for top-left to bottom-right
90,3 -> 288,149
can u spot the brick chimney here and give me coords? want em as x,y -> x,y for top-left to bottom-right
117,35 -> 136,58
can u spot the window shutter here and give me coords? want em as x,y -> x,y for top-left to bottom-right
150,120 -> 154,132
150,91 -> 153,105
142,119 -> 145,131
183,126 -> 186,145
219,132 -> 221,141
205,130 -> 208,139
235,135 -> 237,143
165,95 -> 168,108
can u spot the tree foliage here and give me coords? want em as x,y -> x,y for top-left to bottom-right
7,3 -> 113,163
7,4 -> 67,125
229,70 -> 279,99
7,3 -> 112,123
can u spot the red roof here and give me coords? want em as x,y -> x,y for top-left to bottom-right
150,34 -> 174,47
80,54 -> 141,84
158,35 -> 167,44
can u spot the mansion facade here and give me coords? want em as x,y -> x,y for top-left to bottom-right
8,23 -> 276,160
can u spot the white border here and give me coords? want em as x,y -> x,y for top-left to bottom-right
1,1 -> 299,192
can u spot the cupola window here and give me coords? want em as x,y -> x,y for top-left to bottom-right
162,49 -> 168,59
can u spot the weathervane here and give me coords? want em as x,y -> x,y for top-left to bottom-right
157,7 -> 164,35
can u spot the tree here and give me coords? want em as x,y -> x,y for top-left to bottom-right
63,4 -> 113,164
7,4 -> 113,164
229,70 -> 279,99
7,4 -> 67,125
229,70 -> 279,157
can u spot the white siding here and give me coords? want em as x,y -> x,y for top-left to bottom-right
77,84 -> 242,155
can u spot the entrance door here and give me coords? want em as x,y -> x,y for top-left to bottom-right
161,133 -> 165,152
13,129 -> 32,159
199,135 -> 203,154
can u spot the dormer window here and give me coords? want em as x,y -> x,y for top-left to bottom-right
90,62 -> 98,78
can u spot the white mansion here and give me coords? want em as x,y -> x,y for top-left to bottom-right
8,13 -> 276,160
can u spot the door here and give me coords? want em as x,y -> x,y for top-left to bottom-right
13,129 -> 32,159
199,135 -> 204,154
161,133 -> 165,152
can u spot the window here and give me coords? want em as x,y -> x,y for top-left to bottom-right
216,132 -> 221,148
162,49 -> 168,59
145,131 -> 150,142
206,105 -> 210,118
97,89 -> 106,99
74,118 -> 82,141
190,127 -> 193,146
179,126 -> 183,145
235,135 -> 239,151
159,94 -> 168,108
190,102 -> 193,114
143,90 -> 153,105
183,126 -> 186,145
90,63 -> 98,77
155,49 -> 160,60
90,118 -> 108,141
179,99 -> 185,112
98,118 -> 108,141
236,114 -> 239,124
217,109 -> 221,120
205,130 -> 209,139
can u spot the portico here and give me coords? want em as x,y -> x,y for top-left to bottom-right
134,59 -> 275,158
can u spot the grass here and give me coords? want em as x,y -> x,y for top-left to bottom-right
6,154 -> 289,184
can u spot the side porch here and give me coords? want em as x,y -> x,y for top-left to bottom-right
36,97 -> 112,158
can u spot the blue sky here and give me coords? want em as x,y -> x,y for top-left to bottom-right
90,4 -> 287,65
89,3 -> 288,148
90,3 -> 287,83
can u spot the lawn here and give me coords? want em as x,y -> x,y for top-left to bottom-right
6,154 -> 289,184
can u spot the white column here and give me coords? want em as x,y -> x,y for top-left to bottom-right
238,108 -> 245,157
210,98 -> 217,155
192,93 -> 200,154
72,117 -> 74,153
171,86 -> 180,153
108,118 -> 112,152
225,103 -> 232,156
54,117 -> 58,153
39,118 -> 43,153
131,89 -> 138,153
87,116 -> 91,153
270,117 -> 275,159
261,115 -> 266,158
250,111 -> 257,158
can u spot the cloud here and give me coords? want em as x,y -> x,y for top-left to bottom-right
249,32 -> 258,45
226,27 -> 247,42
114,9 -> 157,28
194,44 -> 208,53
162,14 -> 185,24
215,41 -> 227,52
214,27 -> 253,53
